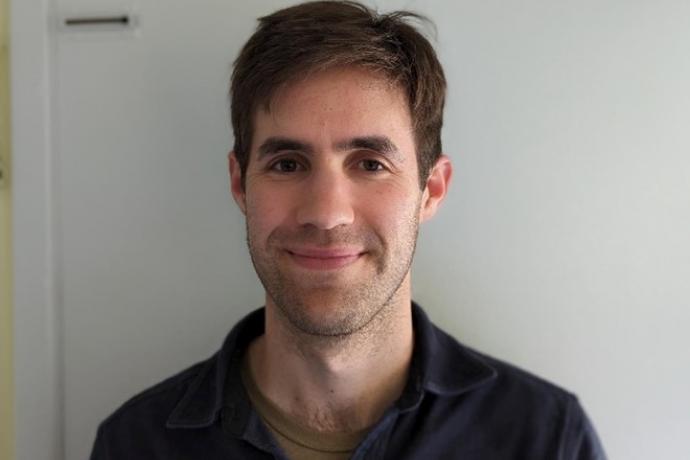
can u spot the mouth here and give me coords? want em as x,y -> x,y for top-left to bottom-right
286,247 -> 364,270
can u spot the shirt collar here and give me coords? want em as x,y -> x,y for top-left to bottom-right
166,303 -> 497,428
166,308 -> 263,429
412,302 -> 497,394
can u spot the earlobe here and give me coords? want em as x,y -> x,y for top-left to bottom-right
420,155 -> 452,222
228,151 -> 247,215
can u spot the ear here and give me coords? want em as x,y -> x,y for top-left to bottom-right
419,155 -> 452,223
228,151 -> 247,215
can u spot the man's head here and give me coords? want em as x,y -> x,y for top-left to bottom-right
228,1 -> 451,337
230,0 -> 446,190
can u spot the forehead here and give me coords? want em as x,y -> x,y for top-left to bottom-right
250,67 -> 415,155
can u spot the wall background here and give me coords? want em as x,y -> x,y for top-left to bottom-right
11,1 -> 690,459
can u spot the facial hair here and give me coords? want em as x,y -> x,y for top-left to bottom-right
245,199 -> 421,338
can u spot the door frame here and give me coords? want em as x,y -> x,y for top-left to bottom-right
11,0 -> 62,459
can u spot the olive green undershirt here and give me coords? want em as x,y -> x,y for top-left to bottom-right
241,354 -> 369,460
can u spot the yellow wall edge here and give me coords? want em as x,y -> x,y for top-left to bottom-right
0,0 -> 15,457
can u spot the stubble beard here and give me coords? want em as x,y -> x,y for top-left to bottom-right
246,210 -> 420,339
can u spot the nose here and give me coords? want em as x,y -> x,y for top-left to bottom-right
295,168 -> 355,230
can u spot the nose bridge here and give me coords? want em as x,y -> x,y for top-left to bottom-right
296,160 -> 355,230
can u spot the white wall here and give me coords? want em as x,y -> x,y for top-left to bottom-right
12,1 -> 690,459
410,2 -> 690,459
435,2 -> 690,458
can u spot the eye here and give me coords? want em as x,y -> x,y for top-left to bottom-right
358,159 -> 386,172
269,158 -> 302,173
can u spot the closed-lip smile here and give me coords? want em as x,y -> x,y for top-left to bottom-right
286,247 -> 364,270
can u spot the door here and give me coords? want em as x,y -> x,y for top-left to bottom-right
53,1 -> 284,458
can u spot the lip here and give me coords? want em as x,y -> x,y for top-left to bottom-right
286,247 -> 364,270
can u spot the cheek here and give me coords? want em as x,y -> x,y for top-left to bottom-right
245,189 -> 291,239
358,184 -> 421,229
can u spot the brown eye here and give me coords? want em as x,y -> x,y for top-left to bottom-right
271,158 -> 300,172
360,159 -> 384,172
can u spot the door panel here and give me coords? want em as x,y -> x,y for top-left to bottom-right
54,2 -> 289,458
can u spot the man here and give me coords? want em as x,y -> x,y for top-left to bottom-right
91,1 -> 606,459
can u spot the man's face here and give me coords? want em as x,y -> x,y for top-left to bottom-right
230,67 -> 447,336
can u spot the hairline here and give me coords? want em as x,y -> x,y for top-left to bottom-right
243,65 -> 420,176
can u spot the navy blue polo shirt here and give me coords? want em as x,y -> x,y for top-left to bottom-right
90,303 -> 607,459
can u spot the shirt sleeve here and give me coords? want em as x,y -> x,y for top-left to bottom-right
562,396 -> 608,460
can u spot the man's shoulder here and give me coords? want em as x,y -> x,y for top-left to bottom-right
475,344 -> 575,401
411,313 -> 607,458
95,308 -> 262,443
430,322 -> 579,412
98,356 -> 213,432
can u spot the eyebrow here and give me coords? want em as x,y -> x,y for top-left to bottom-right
257,137 -> 314,160
334,136 -> 404,162
256,135 -> 404,162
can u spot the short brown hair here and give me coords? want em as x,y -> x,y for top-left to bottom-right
230,0 -> 446,189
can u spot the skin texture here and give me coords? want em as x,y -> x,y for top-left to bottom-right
229,66 -> 451,432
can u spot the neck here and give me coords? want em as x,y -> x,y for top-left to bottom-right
247,281 -> 414,433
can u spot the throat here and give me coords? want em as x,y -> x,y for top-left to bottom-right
245,302 -> 414,433
242,355 -> 370,456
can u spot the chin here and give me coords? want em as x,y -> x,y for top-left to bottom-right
275,296 -> 374,337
